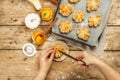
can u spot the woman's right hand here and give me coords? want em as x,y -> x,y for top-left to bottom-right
74,51 -> 101,68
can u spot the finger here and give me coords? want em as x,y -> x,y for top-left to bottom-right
78,54 -> 84,59
73,62 -> 83,67
42,46 -> 54,52
80,65 -> 86,69
84,51 -> 92,54
77,61 -> 85,65
78,64 -> 87,69
44,46 -> 54,51
72,60 -> 76,63
42,47 -> 54,56
73,61 -> 79,66
86,65 -> 89,68
76,54 -> 84,60
43,50 -> 54,59
76,57 -> 79,59
49,51 -> 55,61
76,56 -> 83,60
79,64 -> 89,69
84,65 -> 89,69
73,61 -> 84,66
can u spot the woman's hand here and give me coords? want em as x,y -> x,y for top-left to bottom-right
39,46 -> 55,73
74,51 -> 101,68
34,46 -> 55,80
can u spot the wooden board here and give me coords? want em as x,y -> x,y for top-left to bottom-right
0,0 -> 120,80
0,50 -> 120,80
0,26 -> 120,50
0,0 -> 120,25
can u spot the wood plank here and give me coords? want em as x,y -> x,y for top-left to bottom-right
0,26 -> 120,50
0,0 -> 120,25
0,50 -> 120,80
0,76 -> 33,80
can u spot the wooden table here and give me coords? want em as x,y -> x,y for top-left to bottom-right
0,0 -> 120,80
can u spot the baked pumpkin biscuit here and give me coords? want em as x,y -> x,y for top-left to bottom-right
59,20 -> 73,33
73,10 -> 85,22
77,27 -> 90,41
59,3 -> 74,16
87,0 -> 100,12
89,14 -> 101,27
69,0 -> 80,3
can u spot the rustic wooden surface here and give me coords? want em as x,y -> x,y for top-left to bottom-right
0,0 -> 120,80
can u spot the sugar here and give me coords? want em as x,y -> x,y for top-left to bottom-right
25,45 -> 34,55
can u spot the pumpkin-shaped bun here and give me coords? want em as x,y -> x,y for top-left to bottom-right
40,8 -> 53,21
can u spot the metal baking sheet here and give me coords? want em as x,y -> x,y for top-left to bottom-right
52,0 -> 112,46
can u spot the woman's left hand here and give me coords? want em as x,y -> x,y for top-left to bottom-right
34,46 -> 55,80
39,46 -> 55,73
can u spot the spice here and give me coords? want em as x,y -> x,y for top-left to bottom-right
32,30 -> 46,45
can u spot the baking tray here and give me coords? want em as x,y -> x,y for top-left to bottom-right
52,0 -> 112,46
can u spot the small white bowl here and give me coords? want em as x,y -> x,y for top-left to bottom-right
22,43 -> 37,57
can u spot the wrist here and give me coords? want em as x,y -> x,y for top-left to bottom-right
93,58 -> 103,66
39,69 -> 48,75
34,70 -> 47,80
37,70 -> 48,80
90,56 -> 102,65
39,68 -> 49,74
